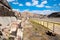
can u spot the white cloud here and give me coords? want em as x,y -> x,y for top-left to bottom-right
12,9 -> 29,12
26,2 -> 31,6
19,4 -> 23,6
36,4 -> 44,7
36,1 -> 47,7
31,10 -> 41,14
32,1 -> 39,5
32,0 -> 38,2
12,9 -> 21,12
32,0 -> 34,2
30,10 -> 57,15
23,9 -> 29,12
7,0 -> 19,4
45,6 -> 51,8
13,9 -> 57,15
22,9 -> 57,15
40,10 -> 56,14
13,2 -> 19,4
41,1 -> 47,5
7,0 -> 15,2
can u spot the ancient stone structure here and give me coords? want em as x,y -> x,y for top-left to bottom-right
0,0 -> 15,16
0,0 -> 22,40
0,0 -> 17,28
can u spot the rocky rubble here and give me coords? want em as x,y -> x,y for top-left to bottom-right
0,19 -> 23,40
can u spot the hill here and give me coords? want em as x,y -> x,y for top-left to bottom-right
21,12 -> 45,18
48,12 -> 60,18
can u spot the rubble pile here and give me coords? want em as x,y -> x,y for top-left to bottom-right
0,20 -> 23,40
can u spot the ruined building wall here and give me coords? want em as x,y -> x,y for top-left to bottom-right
0,0 -> 17,28
0,0 -> 15,16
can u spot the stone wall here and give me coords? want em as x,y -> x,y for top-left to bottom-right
0,17 -> 17,29
0,0 -> 15,16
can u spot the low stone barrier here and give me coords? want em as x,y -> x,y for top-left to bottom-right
30,19 -> 60,35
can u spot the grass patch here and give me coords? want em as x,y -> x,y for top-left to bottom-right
29,20 -> 50,30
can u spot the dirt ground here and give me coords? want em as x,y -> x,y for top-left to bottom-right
23,20 -> 60,40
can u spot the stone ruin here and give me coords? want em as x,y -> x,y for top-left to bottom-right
0,0 -> 23,40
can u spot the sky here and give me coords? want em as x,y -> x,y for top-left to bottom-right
7,0 -> 60,14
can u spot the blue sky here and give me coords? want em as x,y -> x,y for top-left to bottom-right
7,0 -> 60,14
